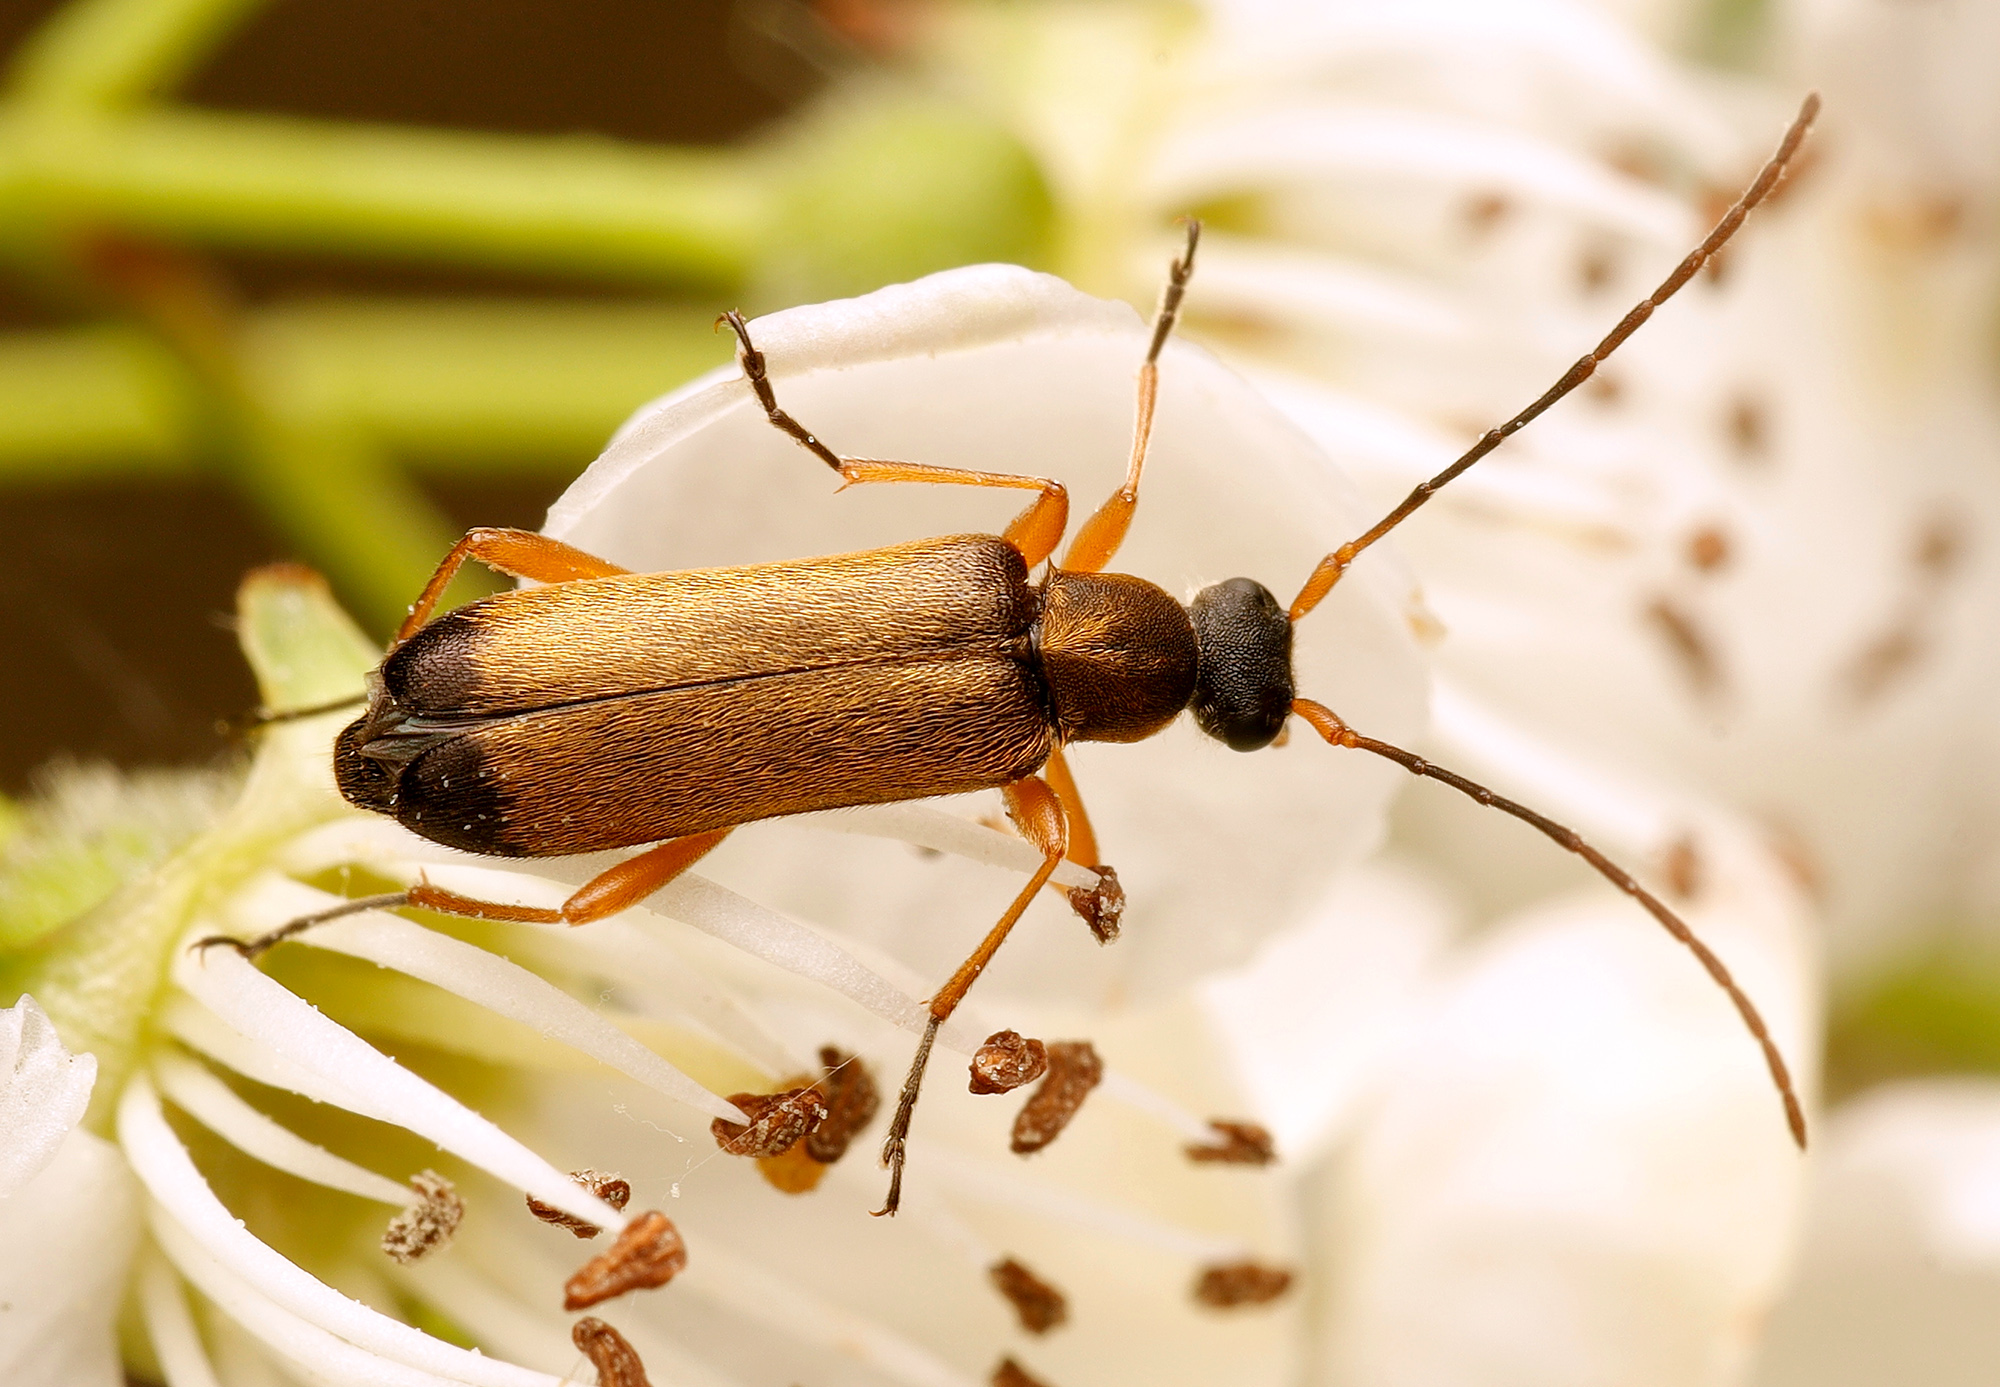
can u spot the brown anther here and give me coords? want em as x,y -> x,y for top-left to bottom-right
527,1169 -> 631,1238
1578,242 -> 1618,294
993,1356 -> 1055,1387
1010,1041 -> 1103,1154
1643,595 -> 1723,699
1193,1260 -> 1294,1308
380,1170 -> 463,1264
805,1047 -> 880,1164
710,1086 -> 829,1158
1661,834 -> 1703,902
571,1317 -> 653,1387
970,1031 -> 1049,1095
1067,865 -> 1124,943
1685,524 -> 1732,574
1184,1119 -> 1277,1166
1463,191 -> 1510,238
563,1210 -> 687,1310
989,1257 -> 1068,1335
1914,514 -> 1967,579
1727,394 -> 1769,462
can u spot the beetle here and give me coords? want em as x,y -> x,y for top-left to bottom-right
215,96 -> 1820,1216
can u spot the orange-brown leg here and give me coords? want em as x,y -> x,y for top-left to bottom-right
1039,747 -> 1125,941
876,777 -> 1068,1216
398,527 -> 631,645
1289,696 -> 1806,1150
196,830 -> 731,959
1063,221 -> 1200,576
721,311 -> 1071,568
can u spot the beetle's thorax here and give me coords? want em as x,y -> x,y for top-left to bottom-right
1033,569 -> 1197,743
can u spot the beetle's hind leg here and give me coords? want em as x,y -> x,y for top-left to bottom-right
876,776 -> 1070,1217
194,830 -> 732,958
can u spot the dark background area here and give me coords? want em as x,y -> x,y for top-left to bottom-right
0,0 -> 805,792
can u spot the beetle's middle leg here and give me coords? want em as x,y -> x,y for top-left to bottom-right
197,830 -> 732,959
398,527 -> 631,645
876,776 -> 1068,1217
722,310 -> 1071,567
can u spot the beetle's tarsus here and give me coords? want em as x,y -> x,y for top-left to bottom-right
191,891 -> 413,961
873,1013 -> 944,1217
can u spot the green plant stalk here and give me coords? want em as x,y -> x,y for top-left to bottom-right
6,107 -> 768,287
5,0 -> 265,110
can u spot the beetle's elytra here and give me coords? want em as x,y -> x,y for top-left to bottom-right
218,95 -> 1823,1217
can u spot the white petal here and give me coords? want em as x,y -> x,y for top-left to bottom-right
138,1248 -> 225,1387
230,872 -> 743,1124
1751,1080 -> 2000,1387
0,1122 -> 136,1387
1310,818 -> 1813,1386
0,994 -> 98,1197
120,1073 -> 558,1387
153,1050 -> 413,1207
170,947 -> 622,1233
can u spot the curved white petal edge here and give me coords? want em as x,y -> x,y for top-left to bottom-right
0,997 -> 132,1387
0,995 -> 98,1196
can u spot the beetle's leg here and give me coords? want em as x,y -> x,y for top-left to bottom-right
721,309 -> 846,473
195,831 -> 731,959
838,459 -> 1071,569
1289,696 -> 1808,1151
1041,748 -> 1125,942
1063,221 -> 1201,575
399,527 -> 631,645
720,310 -> 1072,567
1042,748 -> 1099,869
406,829 -> 734,925
877,776 -> 1068,1217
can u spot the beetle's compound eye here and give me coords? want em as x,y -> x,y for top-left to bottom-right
1188,578 -> 1294,752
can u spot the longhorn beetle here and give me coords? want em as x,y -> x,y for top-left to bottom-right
212,95 -> 1820,1215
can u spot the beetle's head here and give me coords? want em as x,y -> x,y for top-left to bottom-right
1186,577 -> 1294,751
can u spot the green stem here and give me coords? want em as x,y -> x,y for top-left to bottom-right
8,107 -> 768,287
6,0 -> 264,110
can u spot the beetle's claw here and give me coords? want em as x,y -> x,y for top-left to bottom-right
189,933 -> 258,960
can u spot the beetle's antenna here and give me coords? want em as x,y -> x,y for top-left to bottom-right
218,693 -> 366,739
1288,92 -> 1820,624
1290,698 -> 1806,1149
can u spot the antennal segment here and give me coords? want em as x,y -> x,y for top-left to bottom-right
1287,92 -> 1821,625
1290,697 -> 1807,1150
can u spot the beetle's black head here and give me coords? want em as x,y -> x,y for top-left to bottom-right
1186,577 -> 1294,751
